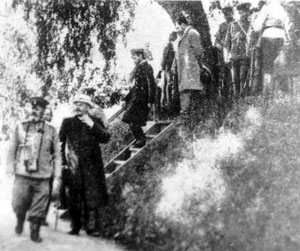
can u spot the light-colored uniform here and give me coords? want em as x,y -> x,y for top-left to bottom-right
7,120 -> 61,221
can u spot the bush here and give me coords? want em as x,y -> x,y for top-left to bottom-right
102,94 -> 300,251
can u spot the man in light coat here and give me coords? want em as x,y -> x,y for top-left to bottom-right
250,0 -> 288,101
174,16 -> 205,123
7,97 -> 61,243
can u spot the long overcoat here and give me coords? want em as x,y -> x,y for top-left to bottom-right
122,60 -> 156,126
175,26 -> 204,92
59,115 -> 110,209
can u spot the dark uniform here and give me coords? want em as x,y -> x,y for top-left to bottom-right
225,3 -> 251,96
215,21 -> 231,50
122,54 -> 156,147
214,8 -> 234,101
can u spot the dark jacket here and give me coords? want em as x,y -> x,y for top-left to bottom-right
225,19 -> 250,60
215,21 -> 232,50
59,115 -> 110,209
122,60 -> 156,126
161,42 -> 175,72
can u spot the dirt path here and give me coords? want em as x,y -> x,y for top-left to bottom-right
0,177 -> 126,251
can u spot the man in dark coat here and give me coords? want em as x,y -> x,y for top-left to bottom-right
158,31 -> 178,114
59,94 -> 110,236
122,48 -> 156,148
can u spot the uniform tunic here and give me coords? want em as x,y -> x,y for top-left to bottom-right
7,120 -> 61,220
215,21 -> 231,50
225,19 -> 251,94
122,60 -> 156,126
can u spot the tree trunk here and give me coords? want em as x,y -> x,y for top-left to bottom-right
156,0 -> 212,63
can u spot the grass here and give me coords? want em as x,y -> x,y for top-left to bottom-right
102,93 -> 300,251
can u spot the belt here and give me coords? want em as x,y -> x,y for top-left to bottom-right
264,26 -> 284,30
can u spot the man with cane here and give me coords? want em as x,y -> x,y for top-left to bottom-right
59,94 -> 110,236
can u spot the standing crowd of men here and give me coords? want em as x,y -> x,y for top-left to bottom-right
215,0 -> 289,102
4,0 -> 296,244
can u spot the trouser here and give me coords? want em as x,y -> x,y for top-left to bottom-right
68,185 -> 104,233
162,71 -> 174,107
180,90 -> 207,127
250,48 -> 263,96
43,175 -> 54,221
69,206 -> 105,233
155,87 -> 162,118
222,64 -> 234,100
231,58 -> 250,96
129,123 -> 145,141
180,90 -> 206,114
12,175 -> 50,222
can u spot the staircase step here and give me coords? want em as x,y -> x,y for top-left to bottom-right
146,134 -> 156,139
105,121 -> 176,182
129,147 -> 141,153
114,160 -> 126,166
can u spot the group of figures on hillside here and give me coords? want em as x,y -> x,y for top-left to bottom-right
3,0 -> 300,245
137,0 -> 300,131
210,0 -> 300,104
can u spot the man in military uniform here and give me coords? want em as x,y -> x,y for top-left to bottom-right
7,97 -> 61,243
122,48 -> 156,148
215,6 -> 235,101
215,6 -> 235,51
224,2 -> 251,97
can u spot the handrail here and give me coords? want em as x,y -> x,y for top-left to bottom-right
107,105 -> 127,124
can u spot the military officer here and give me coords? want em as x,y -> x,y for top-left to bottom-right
6,97 -> 61,243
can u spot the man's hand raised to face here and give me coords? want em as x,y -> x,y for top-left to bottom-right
78,113 -> 94,128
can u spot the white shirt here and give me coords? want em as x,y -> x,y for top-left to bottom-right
252,0 -> 288,39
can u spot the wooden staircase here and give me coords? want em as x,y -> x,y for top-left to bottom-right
104,120 -> 175,183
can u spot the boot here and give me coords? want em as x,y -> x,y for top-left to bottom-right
30,219 -> 42,243
15,214 -> 25,234
133,138 -> 146,148
86,209 -> 100,237
41,219 -> 49,226
68,208 -> 81,235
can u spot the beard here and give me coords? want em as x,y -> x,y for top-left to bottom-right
31,114 -> 40,122
75,109 -> 87,117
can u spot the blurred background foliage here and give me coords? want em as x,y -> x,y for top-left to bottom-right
11,0 -> 137,102
0,0 -> 137,134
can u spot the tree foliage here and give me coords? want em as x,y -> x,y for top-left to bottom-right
12,0 -> 137,103
0,6 -> 40,131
